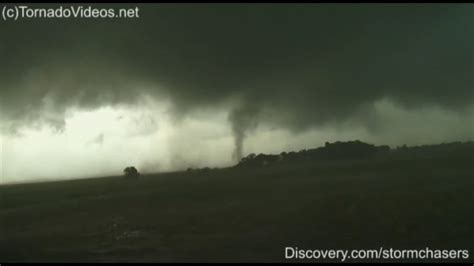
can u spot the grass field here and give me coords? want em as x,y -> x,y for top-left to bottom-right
1,156 -> 473,262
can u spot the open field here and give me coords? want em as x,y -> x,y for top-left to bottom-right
1,156 -> 473,262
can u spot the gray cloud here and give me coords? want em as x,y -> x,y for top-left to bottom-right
1,4 -> 473,157
87,133 -> 104,146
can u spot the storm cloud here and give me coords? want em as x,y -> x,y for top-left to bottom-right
1,4 -> 473,165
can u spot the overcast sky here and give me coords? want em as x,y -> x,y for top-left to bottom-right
1,4 -> 473,183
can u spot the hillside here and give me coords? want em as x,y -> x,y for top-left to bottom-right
0,142 -> 473,262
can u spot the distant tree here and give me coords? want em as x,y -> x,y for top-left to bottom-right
239,153 -> 256,165
123,166 -> 140,178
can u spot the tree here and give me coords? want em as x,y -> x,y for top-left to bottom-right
123,166 -> 140,178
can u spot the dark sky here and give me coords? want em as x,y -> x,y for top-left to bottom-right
1,4 -> 473,168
